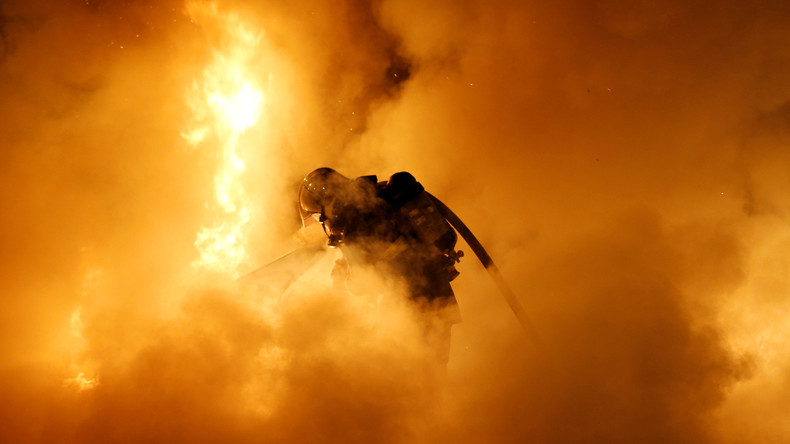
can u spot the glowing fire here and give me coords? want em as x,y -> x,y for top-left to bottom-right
64,253 -> 103,392
64,372 -> 100,392
184,1 -> 265,276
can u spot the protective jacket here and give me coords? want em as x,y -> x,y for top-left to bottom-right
326,172 -> 461,311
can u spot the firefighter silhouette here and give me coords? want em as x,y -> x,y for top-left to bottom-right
298,167 -> 463,364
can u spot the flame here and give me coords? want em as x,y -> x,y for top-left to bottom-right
63,251 -> 103,392
64,372 -> 100,392
184,1 -> 266,276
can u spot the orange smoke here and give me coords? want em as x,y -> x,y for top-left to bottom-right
1,0 -> 790,443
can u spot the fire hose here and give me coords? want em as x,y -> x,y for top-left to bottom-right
427,193 -> 541,345
240,192 -> 540,345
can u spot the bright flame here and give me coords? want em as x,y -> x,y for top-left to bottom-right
184,2 -> 266,276
64,372 -> 100,392
210,80 -> 263,133
63,251 -> 103,392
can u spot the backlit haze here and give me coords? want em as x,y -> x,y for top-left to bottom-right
1,0 -> 789,442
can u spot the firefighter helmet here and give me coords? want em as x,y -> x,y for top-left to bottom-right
298,167 -> 350,227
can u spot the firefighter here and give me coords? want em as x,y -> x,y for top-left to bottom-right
298,167 -> 463,364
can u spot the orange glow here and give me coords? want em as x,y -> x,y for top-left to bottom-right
63,372 -> 100,392
63,256 -> 103,392
184,1 -> 265,276
2,0 -> 790,442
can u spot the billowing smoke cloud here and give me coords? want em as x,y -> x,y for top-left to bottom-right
1,0 -> 789,442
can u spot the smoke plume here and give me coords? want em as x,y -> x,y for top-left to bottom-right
1,0 -> 789,442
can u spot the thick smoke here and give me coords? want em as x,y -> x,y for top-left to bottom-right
1,0 -> 789,443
